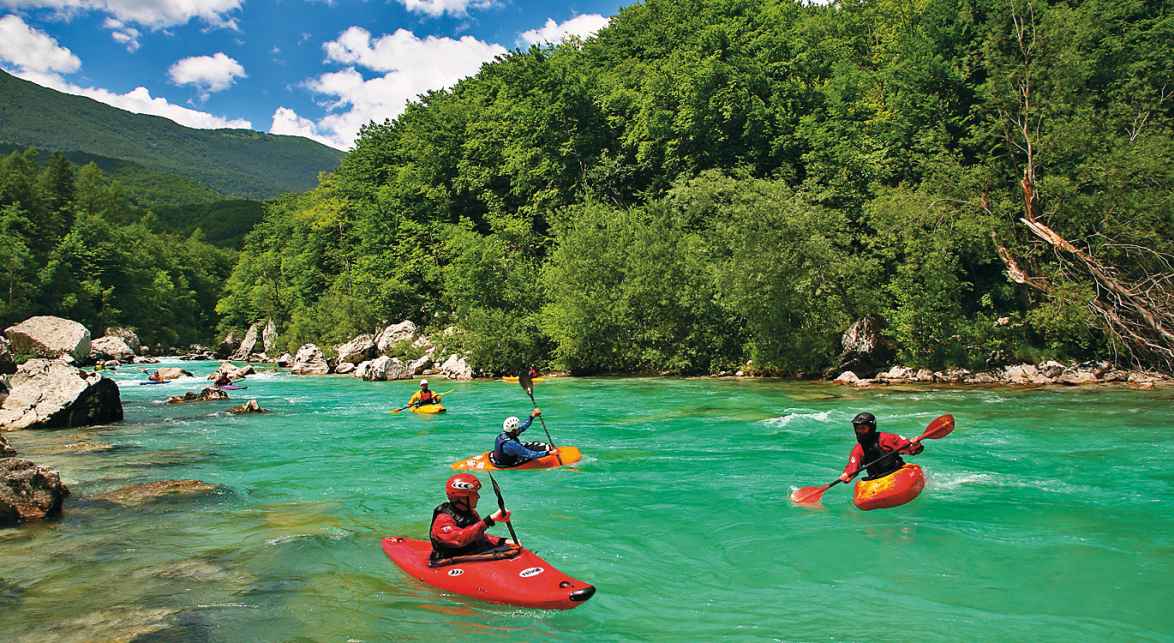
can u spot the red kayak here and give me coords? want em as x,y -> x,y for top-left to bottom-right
852,464 -> 925,511
381,537 -> 595,610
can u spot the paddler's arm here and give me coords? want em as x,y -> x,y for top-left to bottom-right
840,444 -> 864,482
407,391 -> 422,406
431,512 -> 496,548
884,433 -> 924,455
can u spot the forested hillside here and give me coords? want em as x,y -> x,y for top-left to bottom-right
0,70 -> 344,200
0,148 -> 235,347
213,0 -> 1169,374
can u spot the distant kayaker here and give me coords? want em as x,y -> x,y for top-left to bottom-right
430,473 -> 515,563
840,412 -> 923,482
406,379 -> 441,409
491,409 -> 557,468
145,369 -> 162,383
212,372 -> 232,388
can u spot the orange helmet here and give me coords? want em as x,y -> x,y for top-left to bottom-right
446,473 -> 481,501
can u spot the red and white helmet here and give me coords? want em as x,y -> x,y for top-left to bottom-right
446,473 -> 481,501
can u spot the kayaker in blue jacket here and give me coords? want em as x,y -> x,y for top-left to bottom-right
491,409 -> 557,467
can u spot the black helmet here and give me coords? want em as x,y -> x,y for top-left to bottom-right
852,412 -> 876,428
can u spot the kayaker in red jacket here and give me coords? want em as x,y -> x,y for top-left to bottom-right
430,473 -> 513,562
839,412 -> 923,482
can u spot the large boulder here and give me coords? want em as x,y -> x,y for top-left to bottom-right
832,317 -> 895,378
1058,369 -> 1099,386
152,367 -> 193,381
215,330 -> 241,359
0,359 -> 123,431
876,365 -> 915,383
290,344 -> 330,376
0,458 -> 69,525
208,362 -> 253,381
230,322 -> 262,360
359,356 -> 411,381
275,352 -> 293,368
104,327 -> 141,353
262,319 -> 278,354
407,354 -> 433,376
90,336 -> 135,361
438,354 -> 474,381
375,321 -> 418,354
335,334 -> 376,365
4,316 -> 91,362
832,370 -> 859,385
0,336 -> 14,375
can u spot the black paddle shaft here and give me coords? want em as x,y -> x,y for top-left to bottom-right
487,472 -> 520,545
518,371 -> 557,449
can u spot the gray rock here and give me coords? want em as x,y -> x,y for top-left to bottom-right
0,458 -> 69,525
262,319 -> 278,354
334,362 -> 356,375
361,355 -> 411,381
832,370 -> 859,385
375,321 -> 418,354
151,367 -> 192,381
90,336 -> 135,361
877,365 -> 915,383
833,317 -> 895,378
131,356 -> 159,364
215,330 -> 241,359
0,433 -> 14,457
1038,360 -> 1065,378
914,368 -> 935,383
1003,364 -> 1040,385
1058,370 -> 1099,385
407,354 -> 432,376
335,334 -> 376,365
290,344 -> 330,376
228,399 -> 268,415
0,359 -> 123,431
104,327 -> 140,352
965,371 -> 1000,385
4,316 -> 91,362
166,387 -> 230,404
275,352 -> 293,368
439,354 -> 473,381
231,322 -> 262,360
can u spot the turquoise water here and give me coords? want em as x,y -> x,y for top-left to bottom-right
2,361 -> 1172,640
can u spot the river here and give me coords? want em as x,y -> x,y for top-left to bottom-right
2,360 -> 1171,640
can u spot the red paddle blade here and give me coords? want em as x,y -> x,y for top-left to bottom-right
790,484 -> 831,506
921,414 -> 955,441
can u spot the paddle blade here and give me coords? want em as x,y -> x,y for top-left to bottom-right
517,370 -> 533,396
920,414 -> 955,441
790,484 -> 832,506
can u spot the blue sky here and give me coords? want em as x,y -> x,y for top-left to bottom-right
0,0 -> 629,149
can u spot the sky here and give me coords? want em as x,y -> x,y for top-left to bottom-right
0,0 -> 629,150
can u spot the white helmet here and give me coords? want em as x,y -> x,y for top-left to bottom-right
503,416 -> 520,432
419,379 -> 429,387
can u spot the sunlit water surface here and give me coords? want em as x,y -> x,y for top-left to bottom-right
2,361 -> 1172,640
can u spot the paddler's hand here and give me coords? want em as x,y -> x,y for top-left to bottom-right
838,473 -> 852,484
530,408 -> 541,418
490,509 -> 511,523
547,448 -> 558,457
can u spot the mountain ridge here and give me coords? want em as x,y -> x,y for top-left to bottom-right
0,69 -> 343,200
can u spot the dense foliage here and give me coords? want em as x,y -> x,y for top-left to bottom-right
218,0 -> 1172,374
0,70 -> 343,200
0,149 -> 235,347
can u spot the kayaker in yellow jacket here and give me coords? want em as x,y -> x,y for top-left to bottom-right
406,379 -> 441,410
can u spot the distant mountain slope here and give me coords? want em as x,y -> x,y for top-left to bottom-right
0,69 -> 343,200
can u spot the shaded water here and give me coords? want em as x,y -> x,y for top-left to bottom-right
2,361 -> 1172,640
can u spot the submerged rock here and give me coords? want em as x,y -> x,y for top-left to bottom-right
31,607 -> 180,642
0,359 -> 123,431
166,387 -> 229,404
4,316 -> 91,362
228,399 -> 268,415
0,458 -> 69,525
290,344 -> 330,375
93,479 -> 218,506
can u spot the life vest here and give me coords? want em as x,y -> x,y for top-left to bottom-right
418,390 -> 436,404
491,433 -> 521,468
429,502 -> 483,560
860,436 -> 905,480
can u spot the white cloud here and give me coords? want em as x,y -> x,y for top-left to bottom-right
397,0 -> 494,17
269,106 -> 340,149
104,18 -> 140,52
0,14 -> 80,73
280,27 -> 504,149
519,14 -> 609,46
0,0 -> 242,29
169,52 -> 245,98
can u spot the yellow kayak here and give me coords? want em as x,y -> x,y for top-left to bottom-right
411,404 -> 446,415
502,376 -> 545,384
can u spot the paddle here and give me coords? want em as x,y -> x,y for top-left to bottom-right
390,389 -> 454,414
487,472 -> 520,545
790,414 -> 955,506
518,370 -> 561,464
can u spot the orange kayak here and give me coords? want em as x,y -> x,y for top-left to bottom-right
852,464 -> 925,511
452,446 -> 582,471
